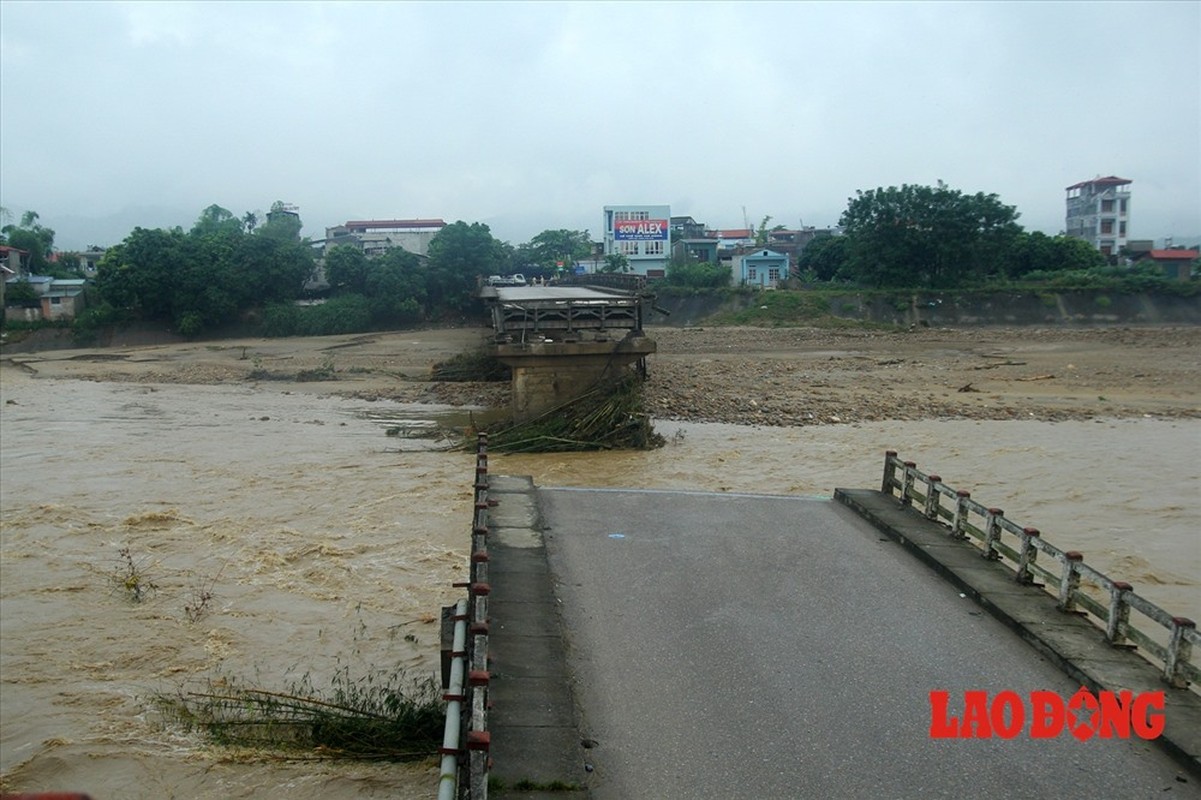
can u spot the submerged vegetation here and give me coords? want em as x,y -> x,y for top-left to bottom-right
157,666 -> 443,760
484,375 -> 663,453
431,348 -> 510,382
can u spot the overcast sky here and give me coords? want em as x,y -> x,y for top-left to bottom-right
2,1 -> 1198,250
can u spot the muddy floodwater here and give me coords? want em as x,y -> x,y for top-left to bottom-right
1,376 -> 1198,798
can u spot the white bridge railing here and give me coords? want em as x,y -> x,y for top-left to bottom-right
438,434 -> 493,800
881,451 -> 1198,694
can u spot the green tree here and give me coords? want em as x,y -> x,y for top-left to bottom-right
191,205 -> 243,237
528,229 -> 592,269
601,253 -> 630,273
754,215 -> 773,247
665,255 -> 731,288
425,221 -> 507,313
3,279 -> 39,307
324,245 -> 371,294
258,201 -> 303,242
365,247 -> 426,324
838,183 -> 1023,288
796,235 -> 849,282
94,203 -> 313,335
1004,232 -> 1105,279
1,210 -> 56,272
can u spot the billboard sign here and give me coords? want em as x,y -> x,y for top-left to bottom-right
614,219 -> 668,241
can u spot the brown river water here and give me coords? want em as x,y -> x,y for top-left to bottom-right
1,375 -> 1198,798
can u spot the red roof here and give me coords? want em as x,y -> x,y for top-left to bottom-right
1147,249 -> 1199,260
343,219 -> 446,231
1065,176 -> 1132,191
711,228 -> 753,239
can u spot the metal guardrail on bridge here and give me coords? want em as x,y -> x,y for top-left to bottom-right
881,450 -> 1198,693
438,434 -> 493,800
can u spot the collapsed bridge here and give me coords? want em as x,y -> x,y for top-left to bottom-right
478,278 -> 657,422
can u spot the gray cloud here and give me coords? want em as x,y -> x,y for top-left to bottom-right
2,1 -> 1197,249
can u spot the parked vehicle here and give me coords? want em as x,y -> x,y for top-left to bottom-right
487,274 -> 527,287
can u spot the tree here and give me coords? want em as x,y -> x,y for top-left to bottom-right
1009,231 -> 1104,278
3,279 -> 38,307
258,201 -> 302,242
191,205 -> 242,237
665,255 -> 731,288
1,210 -> 56,272
754,216 -> 773,247
365,247 -> 426,324
796,235 -> 849,282
528,229 -> 592,269
425,221 -> 507,313
242,211 -> 259,233
94,203 -> 313,335
601,253 -> 630,274
324,245 -> 371,294
838,183 -> 1023,288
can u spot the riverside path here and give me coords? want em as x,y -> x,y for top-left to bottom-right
481,482 -> 1198,799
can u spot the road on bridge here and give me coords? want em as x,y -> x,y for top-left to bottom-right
537,489 -> 1196,799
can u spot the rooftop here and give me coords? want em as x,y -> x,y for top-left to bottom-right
341,219 -> 447,231
1065,176 -> 1132,191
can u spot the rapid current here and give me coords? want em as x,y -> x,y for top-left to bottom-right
1,377 -> 1197,797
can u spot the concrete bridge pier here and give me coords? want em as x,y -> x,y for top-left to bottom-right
493,336 -> 656,422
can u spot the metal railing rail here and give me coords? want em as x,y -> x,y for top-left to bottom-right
881,450 -> 1198,693
439,434 -> 493,799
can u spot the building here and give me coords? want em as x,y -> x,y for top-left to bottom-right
323,218 -> 446,258
672,238 -> 720,264
603,205 -> 671,277
670,216 -> 706,241
735,249 -> 789,288
1065,176 -> 1132,257
707,228 -> 755,251
3,275 -> 87,322
1137,249 -> 1198,282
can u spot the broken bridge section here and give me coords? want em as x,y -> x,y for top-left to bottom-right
481,284 -> 656,422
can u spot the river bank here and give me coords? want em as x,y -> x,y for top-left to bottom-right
4,324 -> 1199,425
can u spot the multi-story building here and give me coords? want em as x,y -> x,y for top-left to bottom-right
1065,176 -> 1131,257
323,218 -> 446,258
603,205 -> 670,277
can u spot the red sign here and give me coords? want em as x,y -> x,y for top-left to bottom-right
614,219 -> 668,241
929,688 -> 1164,740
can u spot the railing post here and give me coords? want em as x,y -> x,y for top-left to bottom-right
1015,527 -> 1040,584
881,450 -> 898,495
1107,581 -> 1133,646
900,461 -> 917,507
1058,551 -> 1083,612
951,490 -> 971,540
982,508 -> 1003,561
1164,617 -> 1196,689
923,475 -> 941,520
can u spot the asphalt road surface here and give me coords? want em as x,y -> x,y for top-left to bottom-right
539,488 -> 1197,800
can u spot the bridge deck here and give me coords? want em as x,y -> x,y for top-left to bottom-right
485,286 -> 644,337
484,484 -> 1197,798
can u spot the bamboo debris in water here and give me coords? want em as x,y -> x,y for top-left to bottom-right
484,376 -> 664,453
